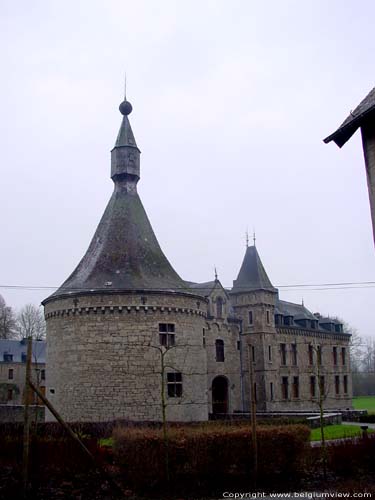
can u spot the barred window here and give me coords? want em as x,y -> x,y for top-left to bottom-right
159,323 -> 175,347
167,372 -> 182,397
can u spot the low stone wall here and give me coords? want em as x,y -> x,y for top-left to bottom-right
0,404 -> 45,423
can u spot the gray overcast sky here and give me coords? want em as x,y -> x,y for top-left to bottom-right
0,0 -> 374,337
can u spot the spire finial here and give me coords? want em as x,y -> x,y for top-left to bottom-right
253,230 -> 256,247
119,74 -> 132,116
214,266 -> 218,281
246,229 -> 249,248
302,297 -> 304,307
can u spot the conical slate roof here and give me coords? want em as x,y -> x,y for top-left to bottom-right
43,99 -> 188,303
231,245 -> 276,294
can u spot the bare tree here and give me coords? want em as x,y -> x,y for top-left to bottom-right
0,295 -> 16,339
16,304 -> 46,340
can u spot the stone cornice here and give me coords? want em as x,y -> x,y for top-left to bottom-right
276,326 -> 350,342
45,304 -> 207,320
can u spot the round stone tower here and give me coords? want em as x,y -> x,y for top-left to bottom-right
42,97 -> 208,422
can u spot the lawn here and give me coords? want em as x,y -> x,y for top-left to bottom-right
352,396 -> 375,414
310,424 -> 374,441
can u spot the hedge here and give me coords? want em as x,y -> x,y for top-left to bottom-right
113,424 -> 310,488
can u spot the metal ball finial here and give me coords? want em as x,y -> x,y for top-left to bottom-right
119,100 -> 133,115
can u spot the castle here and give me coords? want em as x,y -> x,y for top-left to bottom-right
42,96 -> 352,422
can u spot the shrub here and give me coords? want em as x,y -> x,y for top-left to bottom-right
359,414 -> 375,424
112,423 -> 310,489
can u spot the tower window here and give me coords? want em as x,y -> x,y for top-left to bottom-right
251,345 -> 255,363
159,323 -> 175,347
215,339 -> 225,362
249,311 -> 253,325
266,310 -> 270,324
268,345 -> 272,362
202,328 -> 206,348
41,369 -> 46,381
8,369 -> 13,380
167,372 -> 183,397
270,382 -> 274,401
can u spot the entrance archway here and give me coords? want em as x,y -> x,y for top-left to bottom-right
212,376 -> 229,414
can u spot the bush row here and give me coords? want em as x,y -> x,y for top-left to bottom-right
113,424 -> 310,488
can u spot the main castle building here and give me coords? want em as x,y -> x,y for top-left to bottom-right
42,96 -> 352,422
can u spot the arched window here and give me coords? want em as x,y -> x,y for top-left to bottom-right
216,297 -> 223,318
215,339 -> 224,362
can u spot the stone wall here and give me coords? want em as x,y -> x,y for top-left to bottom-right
45,291 -> 208,422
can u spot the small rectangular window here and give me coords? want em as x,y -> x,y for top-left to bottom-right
270,382 -> 274,401
266,310 -> 270,324
237,340 -> 241,351
7,389 -> 13,401
253,382 -> 257,403
216,339 -> 225,362
310,376 -> 316,397
291,344 -> 297,366
8,369 -> 13,380
292,376 -> 299,398
268,345 -> 272,362
202,328 -> 206,348
251,345 -> 255,363
41,369 -> 46,381
159,323 -> 175,347
280,343 -> 287,365
281,377 -> 289,399
320,376 -> 325,395
249,311 -> 253,325
335,375 -> 340,395
167,372 -> 182,397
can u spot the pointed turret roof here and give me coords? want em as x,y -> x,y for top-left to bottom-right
231,245 -> 277,294
43,97 -> 188,303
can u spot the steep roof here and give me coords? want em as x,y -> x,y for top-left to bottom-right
275,299 -> 316,320
324,86 -> 375,147
231,245 -> 277,294
43,99 -> 189,303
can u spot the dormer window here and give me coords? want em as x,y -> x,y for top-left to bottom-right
284,316 -> 293,326
3,354 -> 13,362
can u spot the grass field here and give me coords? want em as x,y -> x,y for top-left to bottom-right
352,396 -> 375,414
310,424 -> 375,442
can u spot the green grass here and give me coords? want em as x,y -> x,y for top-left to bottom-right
99,437 -> 113,447
310,424 -> 374,442
352,396 -> 375,414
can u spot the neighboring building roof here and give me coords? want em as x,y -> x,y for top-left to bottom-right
186,281 -> 217,297
0,339 -> 46,363
231,245 -> 277,294
43,100 -> 190,304
275,299 -> 317,320
324,86 -> 375,147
